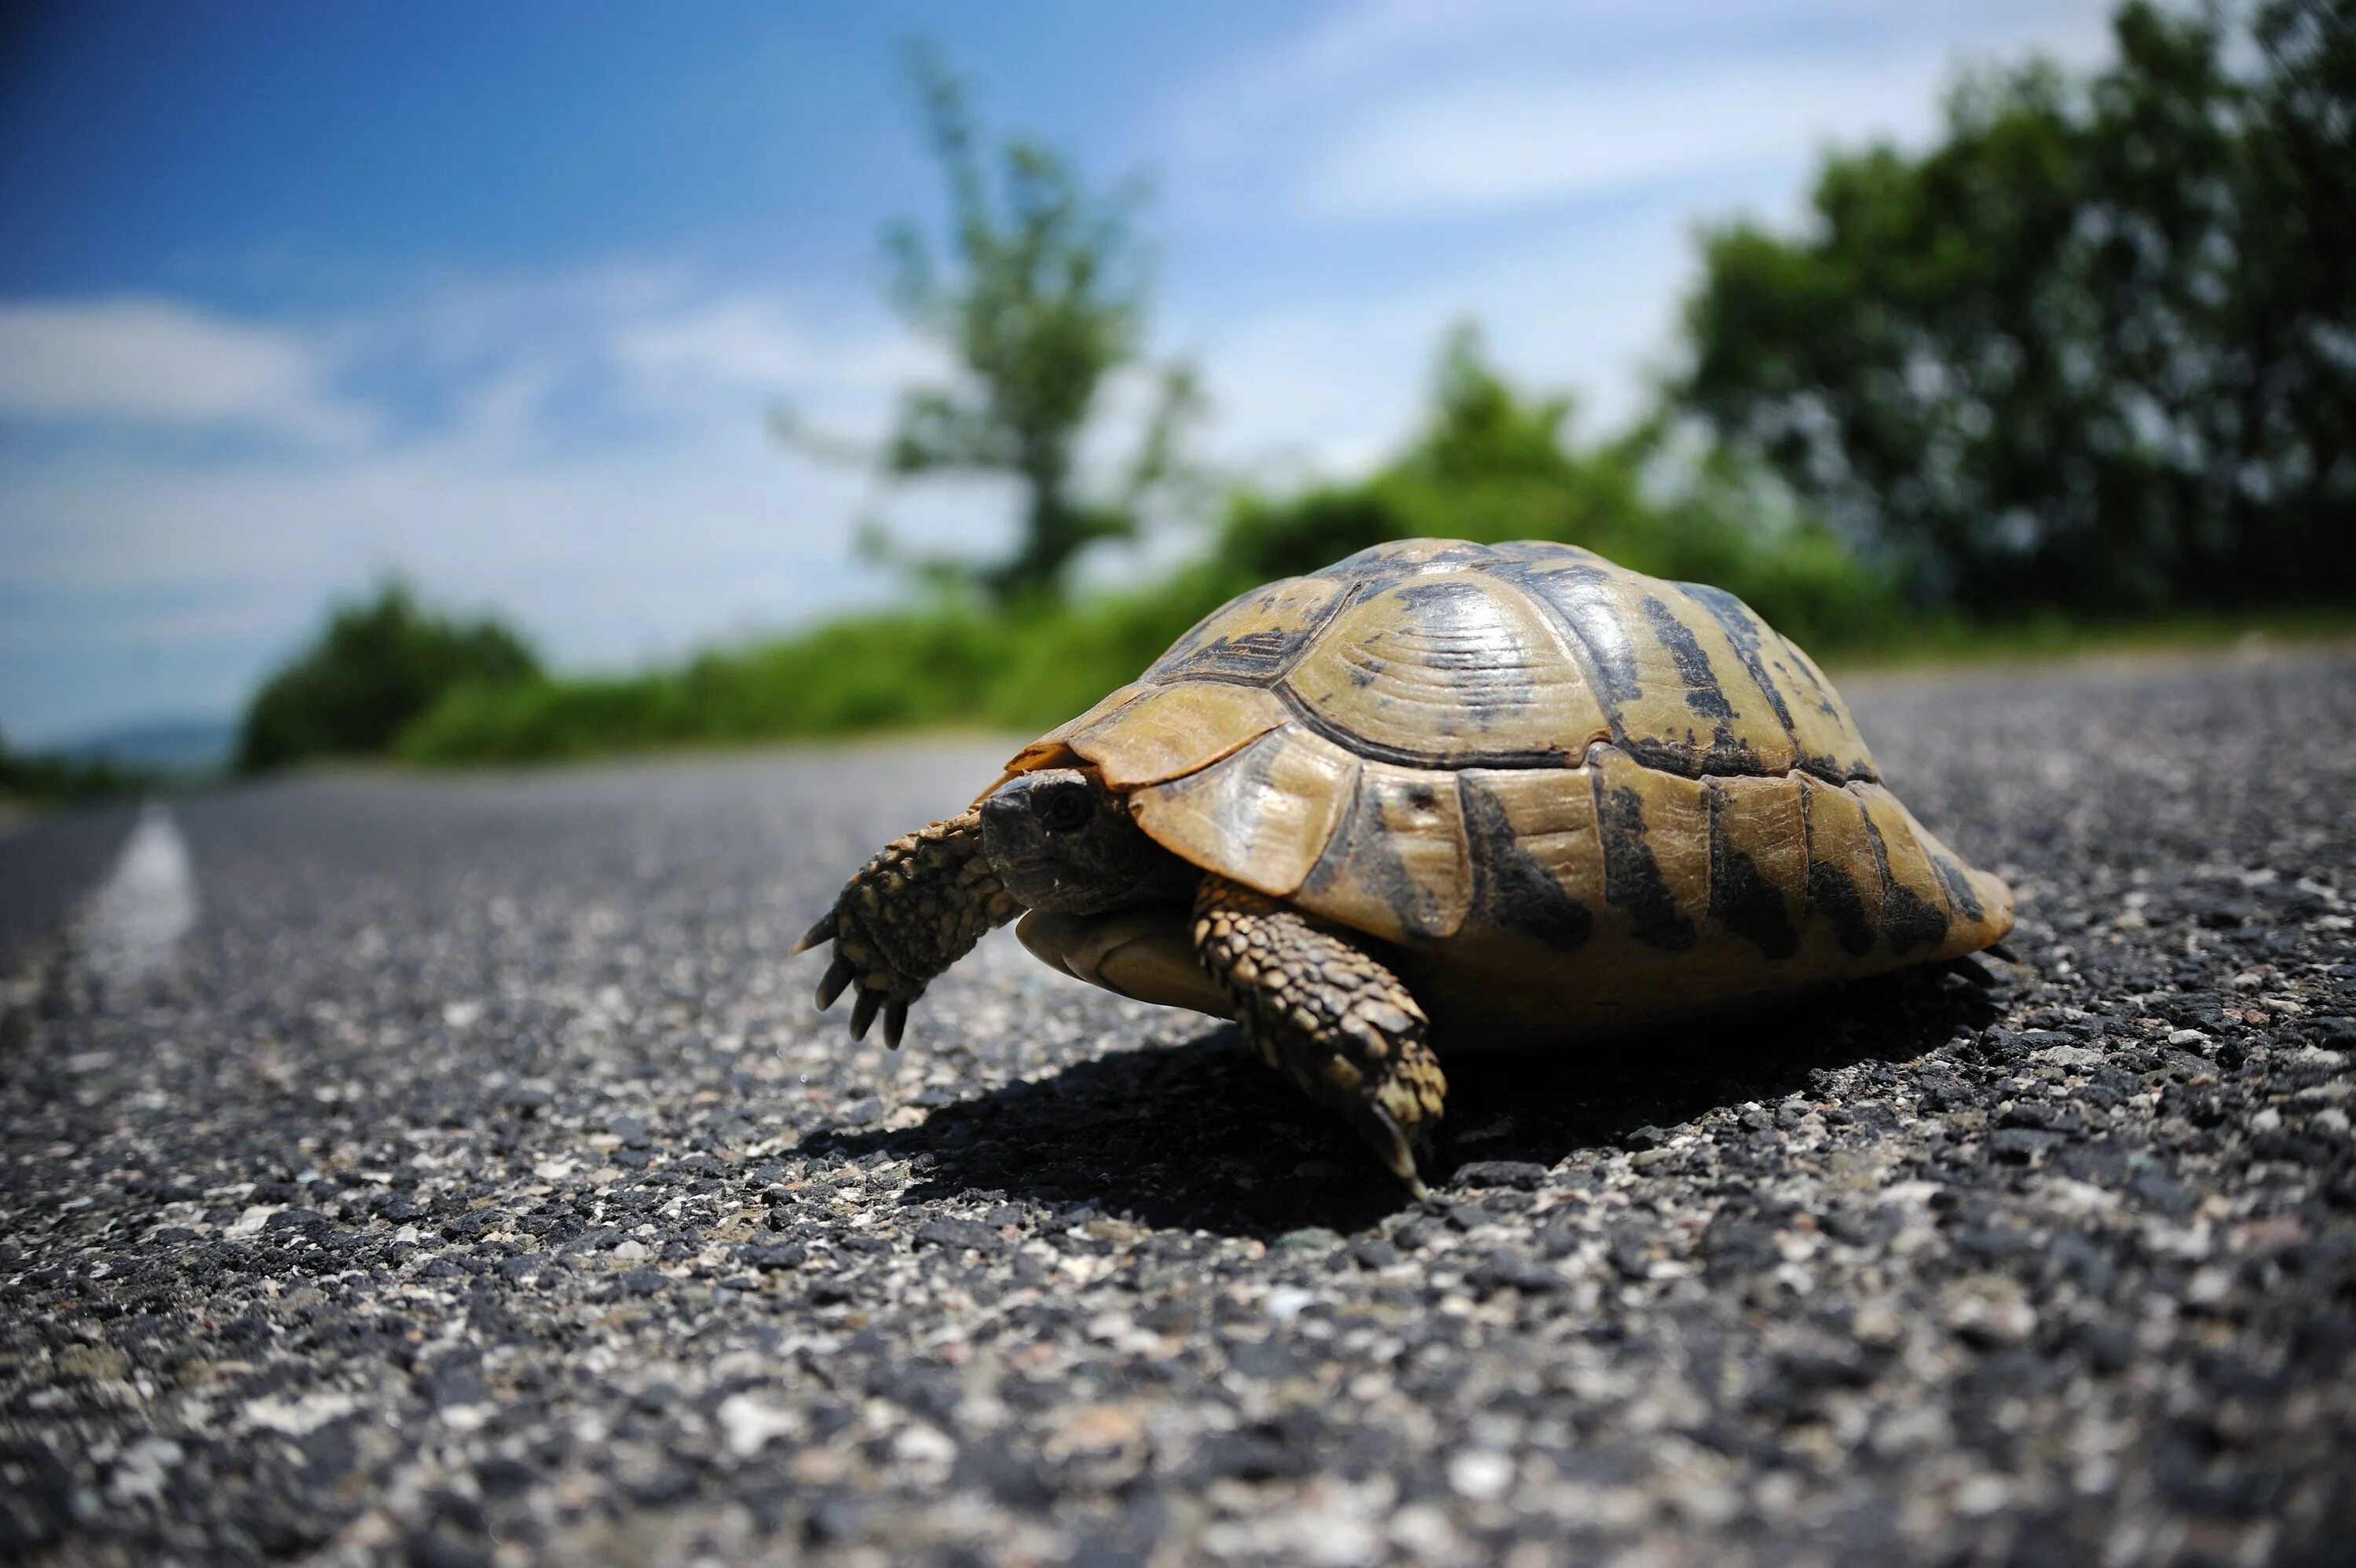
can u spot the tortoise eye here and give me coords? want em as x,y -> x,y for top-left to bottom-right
1039,789 -> 1093,832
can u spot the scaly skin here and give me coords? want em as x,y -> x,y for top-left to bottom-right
798,810 -> 1019,1047
1191,875 -> 1447,1197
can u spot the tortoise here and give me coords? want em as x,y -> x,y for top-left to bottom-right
799,539 -> 2013,1193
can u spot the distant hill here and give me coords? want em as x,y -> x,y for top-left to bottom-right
59,717 -> 236,775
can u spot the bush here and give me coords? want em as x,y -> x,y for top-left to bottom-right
396,674 -> 685,765
237,581 -> 540,772
398,611 -> 1020,764
979,567 -> 1246,730
0,729 -> 153,810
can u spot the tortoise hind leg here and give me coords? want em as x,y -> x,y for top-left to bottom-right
798,809 -> 1019,1047
1191,875 -> 1447,1197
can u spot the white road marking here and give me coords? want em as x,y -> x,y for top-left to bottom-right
75,801 -> 198,987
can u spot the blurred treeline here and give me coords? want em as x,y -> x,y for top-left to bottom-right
239,0 -> 2354,773
0,731 -> 153,811
395,325 -> 1897,763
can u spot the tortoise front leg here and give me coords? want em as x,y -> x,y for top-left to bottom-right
798,809 -> 1020,1047
1192,875 -> 1447,1197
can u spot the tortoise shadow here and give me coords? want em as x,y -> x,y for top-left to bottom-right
807,962 -> 2007,1240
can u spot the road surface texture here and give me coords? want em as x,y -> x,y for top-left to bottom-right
4,651 -> 2354,1568
0,802 -> 135,978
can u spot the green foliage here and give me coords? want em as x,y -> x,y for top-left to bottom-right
396,674 -> 687,766
399,612 -> 1012,765
979,565 -> 1247,729
394,593 -> 1245,764
818,46 -> 1201,602
0,729 -> 154,810
238,581 -> 540,772
1678,0 -> 2356,613
397,328 -> 1901,765
1212,325 -> 1902,652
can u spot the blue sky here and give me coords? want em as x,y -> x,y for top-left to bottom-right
0,0 -> 2117,745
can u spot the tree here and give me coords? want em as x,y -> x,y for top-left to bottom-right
1676,0 -> 2355,614
1403,321 -> 1583,488
237,581 -> 540,772
783,47 -> 1198,603
1214,323 -> 1895,650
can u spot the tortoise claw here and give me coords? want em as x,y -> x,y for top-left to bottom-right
849,989 -> 882,1041
1356,1102 -> 1432,1201
814,956 -> 855,1011
794,910 -> 838,955
883,1000 -> 908,1050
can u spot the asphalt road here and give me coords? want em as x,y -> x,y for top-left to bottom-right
4,651 -> 2354,1567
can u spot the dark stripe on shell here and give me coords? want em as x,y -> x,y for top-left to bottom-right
1807,859 -> 1878,956
1526,564 -> 1644,706
1459,775 -> 1593,952
1592,766 -> 1698,952
1786,643 -> 1847,723
1931,852 -> 1987,925
1858,808 -> 1951,956
1705,782 -> 1799,959
1679,582 -> 1798,736
1642,595 -> 1736,719
1300,777 -> 1459,941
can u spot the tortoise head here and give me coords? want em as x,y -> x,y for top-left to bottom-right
981,768 -> 1196,915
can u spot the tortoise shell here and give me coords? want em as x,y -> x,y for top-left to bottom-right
1001,539 -> 2014,1048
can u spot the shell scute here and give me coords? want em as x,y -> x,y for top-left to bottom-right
1312,538 -> 1505,582
1281,572 -> 1609,766
1066,682 -> 1289,788
999,683 -> 1147,780
1704,774 -> 1807,960
1505,557 -> 1816,780
1125,725 -> 1361,899
1458,766 -> 1601,953
1147,575 -> 1349,686
1589,744 -> 1710,953
1295,760 -> 1472,944
1852,784 -> 1955,957
1680,583 -> 1875,781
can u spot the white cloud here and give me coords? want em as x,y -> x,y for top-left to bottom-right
0,278 -> 960,743
1174,0 -> 2118,224
615,298 -> 829,389
613,295 -> 934,396
0,297 -> 371,444
1300,52 -> 1942,222
0,422 -> 899,744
